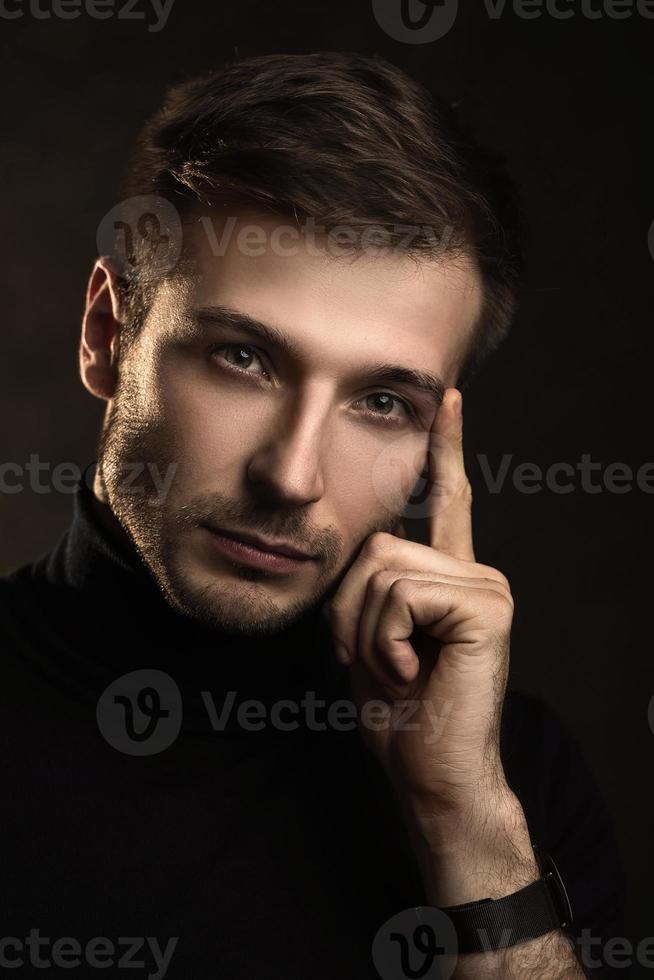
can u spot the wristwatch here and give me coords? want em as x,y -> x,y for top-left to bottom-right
439,848 -> 574,955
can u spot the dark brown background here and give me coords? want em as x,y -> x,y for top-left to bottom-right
1,0 -> 652,971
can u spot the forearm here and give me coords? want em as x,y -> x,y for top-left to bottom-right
403,784 -> 590,979
445,932 -> 589,980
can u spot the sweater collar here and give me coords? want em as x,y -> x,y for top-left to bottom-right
33,463 -> 348,734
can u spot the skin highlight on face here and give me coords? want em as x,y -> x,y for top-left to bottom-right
87,214 -> 482,636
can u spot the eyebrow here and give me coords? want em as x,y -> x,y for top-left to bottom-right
359,364 -> 445,407
188,305 -> 446,408
190,305 -> 303,357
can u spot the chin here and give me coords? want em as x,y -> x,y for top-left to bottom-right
164,569 -> 320,637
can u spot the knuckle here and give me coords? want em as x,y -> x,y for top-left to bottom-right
458,477 -> 473,507
362,531 -> 394,561
484,588 -> 514,623
477,564 -> 512,594
388,576 -> 412,603
367,569 -> 396,596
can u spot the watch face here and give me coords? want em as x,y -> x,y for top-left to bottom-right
544,856 -> 574,929
532,845 -> 574,929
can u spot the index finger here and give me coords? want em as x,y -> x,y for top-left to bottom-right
426,387 -> 475,561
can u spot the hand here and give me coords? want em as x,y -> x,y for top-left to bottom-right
330,389 -> 582,977
329,388 -> 515,822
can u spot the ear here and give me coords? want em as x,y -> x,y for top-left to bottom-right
79,257 -> 125,401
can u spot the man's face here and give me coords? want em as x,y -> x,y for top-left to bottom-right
97,214 -> 482,635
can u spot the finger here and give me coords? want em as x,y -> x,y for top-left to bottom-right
329,532 -> 508,663
375,578 -> 464,683
357,569 -> 509,682
426,387 -> 475,561
357,569 -> 412,684
376,578 -> 512,684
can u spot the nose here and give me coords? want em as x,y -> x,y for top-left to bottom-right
246,391 -> 328,507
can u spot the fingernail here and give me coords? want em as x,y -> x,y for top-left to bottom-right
454,390 -> 462,416
334,642 -> 351,666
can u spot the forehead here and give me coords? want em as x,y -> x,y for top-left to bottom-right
172,213 -> 482,382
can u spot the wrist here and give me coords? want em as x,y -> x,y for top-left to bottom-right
421,851 -> 577,979
405,783 -> 540,907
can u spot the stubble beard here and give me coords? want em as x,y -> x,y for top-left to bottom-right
95,381 -> 403,637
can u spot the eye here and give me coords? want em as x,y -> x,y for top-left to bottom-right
211,343 -> 269,378
356,392 -> 414,424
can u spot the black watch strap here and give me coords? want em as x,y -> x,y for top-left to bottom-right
440,852 -> 573,955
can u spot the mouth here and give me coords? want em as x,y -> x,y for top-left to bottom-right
201,523 -> 316,574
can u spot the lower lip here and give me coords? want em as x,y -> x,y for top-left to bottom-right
204,527 -> 312,574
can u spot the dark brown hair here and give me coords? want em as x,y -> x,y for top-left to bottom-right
112,51 -> 524,388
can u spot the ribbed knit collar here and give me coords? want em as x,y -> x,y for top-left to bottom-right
23,462 -> 348,736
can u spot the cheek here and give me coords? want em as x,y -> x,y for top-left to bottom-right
327,426 -> 428,531
153,360 -> 273,488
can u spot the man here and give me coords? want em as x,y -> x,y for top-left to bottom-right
0,52 -> 624,978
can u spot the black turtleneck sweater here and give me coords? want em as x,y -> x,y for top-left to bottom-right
0,472 -> 626,978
